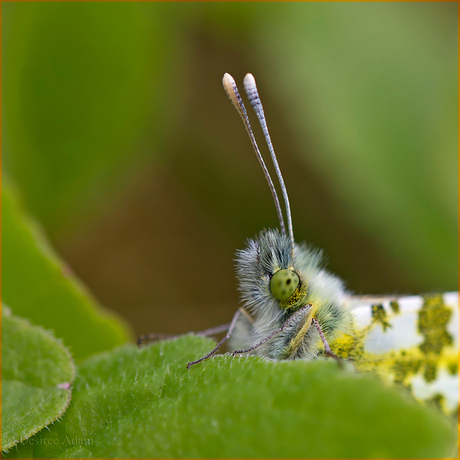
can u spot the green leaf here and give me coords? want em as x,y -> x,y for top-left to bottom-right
2,181 -> 132,360
252,3 -> 457,291
3,2 -> 175,236
7,336 -> 456,458
2,308 -> 76,451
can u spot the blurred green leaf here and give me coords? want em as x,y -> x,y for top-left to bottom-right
253,2 -> 457,290
2,308 -> 75,451
5,336 -> 456,458
2,180 -> 132,359
3,2 -> 175,236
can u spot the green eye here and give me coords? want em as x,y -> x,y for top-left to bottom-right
270,269 -> 300,301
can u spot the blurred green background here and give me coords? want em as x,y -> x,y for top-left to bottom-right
3,2 -> 458,339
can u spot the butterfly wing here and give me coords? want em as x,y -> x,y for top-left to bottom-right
333,292 -> 458,415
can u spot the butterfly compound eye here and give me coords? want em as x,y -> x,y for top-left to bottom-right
270,269 -> 300,302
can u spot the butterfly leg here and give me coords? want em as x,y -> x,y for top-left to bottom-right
186,309 -> 242,369
138,322 -> 233,347
137,332 -> 177,346
194,322 -> 233,337
312,317 -> 341,364
232,304 -> 312,356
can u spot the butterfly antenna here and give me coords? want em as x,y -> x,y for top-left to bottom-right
222,73 -> 286,236
243,73 -> 294,257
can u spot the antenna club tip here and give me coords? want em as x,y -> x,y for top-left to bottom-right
243,73 -> 257,90
222,73 -> 235,89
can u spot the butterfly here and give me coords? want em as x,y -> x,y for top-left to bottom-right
138,73 -> 458,416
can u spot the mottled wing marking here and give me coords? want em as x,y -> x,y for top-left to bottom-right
332,292 -> 458,416
389,301 -> 400,314
417,295 -> 453,355
371,304 -> 391,331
